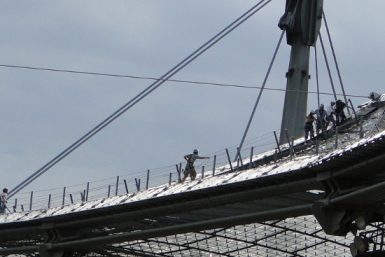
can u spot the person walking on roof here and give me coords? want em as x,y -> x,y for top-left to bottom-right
0,188 -> 8,214
315,104 -> 327,134
369,92 -> 381,101
304,111 -> 316,142
335,99 -> 347,126
326,101 -> 336,128
182,149 -> 210,182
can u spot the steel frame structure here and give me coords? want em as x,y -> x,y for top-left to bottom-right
2,129 -> 385,256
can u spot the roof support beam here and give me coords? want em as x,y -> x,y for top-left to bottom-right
43,204 -> 312,250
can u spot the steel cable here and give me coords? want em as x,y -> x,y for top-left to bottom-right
235,30 -> 285,161
9,0 -> 272,198
319,33 -> 337,101
322,11 -> 350,115
314,46 -> 321,108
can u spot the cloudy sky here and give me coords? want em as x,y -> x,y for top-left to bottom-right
0,1 -> 384,202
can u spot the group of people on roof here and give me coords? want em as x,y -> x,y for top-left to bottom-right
304,99 -> 347,142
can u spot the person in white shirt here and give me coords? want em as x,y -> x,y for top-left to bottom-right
0,188 -> 8,214
326,101 -> 336,128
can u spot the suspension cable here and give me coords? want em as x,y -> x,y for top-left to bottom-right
322,11 -> 351,115
319,33 -> 337,102
314,46 -> 320,108
9,0 -> 272,198
235,30 -> 285,161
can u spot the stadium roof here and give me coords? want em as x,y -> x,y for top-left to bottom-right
2,101 -> 385,257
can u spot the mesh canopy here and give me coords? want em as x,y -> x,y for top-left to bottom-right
95,216 -> 355,257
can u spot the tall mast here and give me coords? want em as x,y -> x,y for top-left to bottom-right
279,0 -> 323,143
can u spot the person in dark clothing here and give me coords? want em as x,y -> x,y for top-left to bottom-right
335,100 -> 347,126
369,92 -> 381,101
315,104 -> 327,134
304,111 -> 316,142
182,149 -> 210,182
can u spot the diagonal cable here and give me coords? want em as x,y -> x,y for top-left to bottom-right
314,46 -> 320,108
235,30 -> 285,161
319,33 -> 337,101
9,0 -> 272,198
322,11 -> 350,115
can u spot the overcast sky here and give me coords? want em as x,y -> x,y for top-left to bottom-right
1,1 -> 384,203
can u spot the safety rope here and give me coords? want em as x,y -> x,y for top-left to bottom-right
0,64 -> 368,98
235,30 -> 285,161
9,0 -> 272,198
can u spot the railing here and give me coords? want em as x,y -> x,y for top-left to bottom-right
8,130 -> 279,212
8,110 -> 385,213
